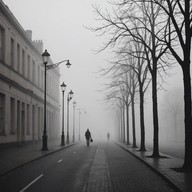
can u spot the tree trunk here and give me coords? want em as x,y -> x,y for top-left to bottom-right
122,106 -> 125,143
126,103 -> 130,145
117,115 -> 121,141
182,1 -> 192,170
182,62 -> 192,170
123,106 -> 126,143
120,108 -> 123,141
118,108 -> 121,141
151,68 -> 160,157
139,85 -> 146,151
131,96 -> 137,148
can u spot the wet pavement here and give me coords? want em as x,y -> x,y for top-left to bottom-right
116,142 -> 192,192
0,140 -> 75,176
83,142 -> 176,192
0,140 -> 191,192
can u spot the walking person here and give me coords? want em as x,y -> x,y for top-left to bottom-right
85,129 -> 92,146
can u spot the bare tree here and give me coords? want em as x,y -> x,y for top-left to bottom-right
99,54 -> 138,145
152,0 -> 192,170
118,41 -> 150,150
128,61 -> 138,147
89,0 -> 169,157
118,0 -> 169,157
101,68 -> 129,143
121,67 -> 138,147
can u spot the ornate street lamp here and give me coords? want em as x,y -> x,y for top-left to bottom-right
41,49 -> 71,151
66,60 -> 71,68
60,82 -> 67,146
67,90 -> 74,144
73,101 -> 76,142
41,50 -> 50,151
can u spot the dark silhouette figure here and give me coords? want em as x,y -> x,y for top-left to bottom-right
85,129 -> 91,146
107,132 -> 110,141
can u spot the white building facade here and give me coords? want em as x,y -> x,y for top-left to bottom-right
0,1 -> 61,144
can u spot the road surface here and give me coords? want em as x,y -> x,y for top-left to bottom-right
0,141 -> 176,192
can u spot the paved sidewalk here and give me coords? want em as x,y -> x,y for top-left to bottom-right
0,140 -> 76,176
116,142 -> 192,192
82,142 -> 178,192
82,146 -> 113,192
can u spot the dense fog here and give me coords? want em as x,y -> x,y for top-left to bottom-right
3,0 -> 187,155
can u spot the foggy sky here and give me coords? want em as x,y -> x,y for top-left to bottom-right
3,0 -> 116,140
3,0 -> 185,144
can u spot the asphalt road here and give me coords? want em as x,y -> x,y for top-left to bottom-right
1,141 -> 176,192
1,142 -> 97,192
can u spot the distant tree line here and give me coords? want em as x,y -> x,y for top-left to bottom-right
89,0 -> 192,171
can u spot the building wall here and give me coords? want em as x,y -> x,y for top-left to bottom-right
0,1 -> 61,144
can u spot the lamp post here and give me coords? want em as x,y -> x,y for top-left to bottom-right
41,49 -> 71,151
41,50 -> 50,151
60,82 -> 67,146
67,90 -> 74,144
73,101 -> 76,142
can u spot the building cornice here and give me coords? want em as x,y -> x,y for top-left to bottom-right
0,0 -> 42,58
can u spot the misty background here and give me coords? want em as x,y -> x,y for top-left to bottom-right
3,0 -> 185,149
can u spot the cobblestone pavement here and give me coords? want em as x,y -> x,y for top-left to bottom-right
116,142 -> 192,192
82,146 -> 113,192
82,142 -> 177,192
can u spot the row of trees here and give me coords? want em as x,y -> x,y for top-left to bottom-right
90,0 -> 192,170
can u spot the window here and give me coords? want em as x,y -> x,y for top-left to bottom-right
26,104 -> 30,135
17,44 -> 20,72
21,102 -> 25,141
22,49 -> 25,76
32,105 -> 35,140
0,93 -> 5,135
0,26 -> 5,61
10,97 -> 15,135
27,55 -> 30,80
17,101 -> 20,139
10,38 -> 14,67
32,60 -> 36,85
38,66 -> 40,88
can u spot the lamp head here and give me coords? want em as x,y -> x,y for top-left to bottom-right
42,49 -> 50,64
60,82 -> 67,92
66,60 -> 71,68
68,90 -> 74,101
